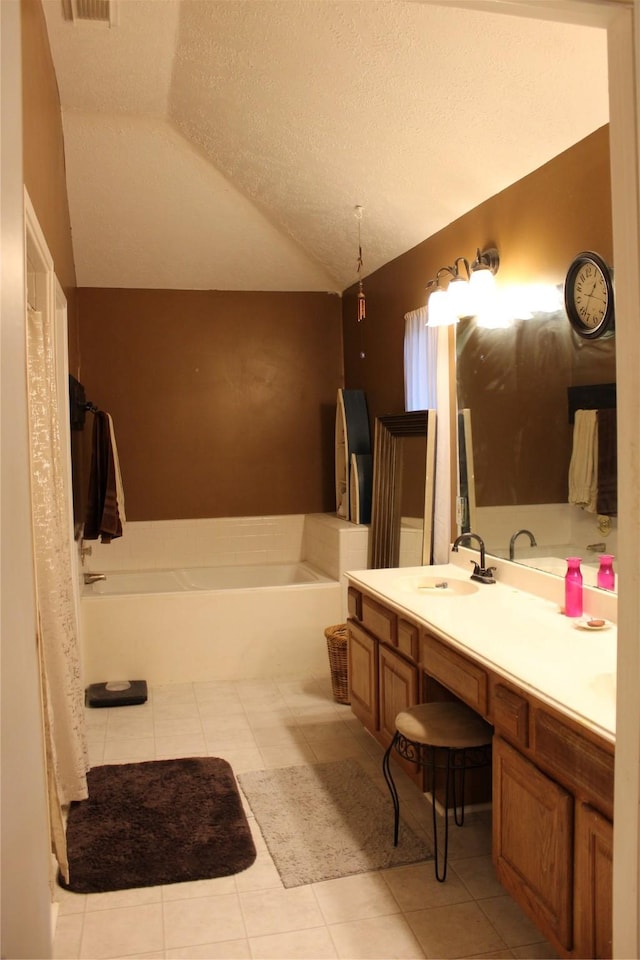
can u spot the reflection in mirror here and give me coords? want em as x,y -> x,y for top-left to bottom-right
369,411 -> 436,569
457,409 -> 476,535
456,308 -> 617,588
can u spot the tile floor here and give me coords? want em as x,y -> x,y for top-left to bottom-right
53,674 -> 559,960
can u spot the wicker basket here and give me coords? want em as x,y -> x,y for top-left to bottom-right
324,623 -> 350,705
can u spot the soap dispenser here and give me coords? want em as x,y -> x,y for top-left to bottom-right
564,557 -> 583,617
597,554 -> 615,591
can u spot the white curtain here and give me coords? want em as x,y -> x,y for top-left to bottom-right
404,308 -> 452,563
403,306 -> 438,411
27,308 -> 89,883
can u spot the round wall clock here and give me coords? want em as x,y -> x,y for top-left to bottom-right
564,250 -> 615,340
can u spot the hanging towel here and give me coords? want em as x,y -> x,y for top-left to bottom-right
596,408 -> 617,516
568,409 -> 598,512
84,411 -> 123,542
107,412 -> 126,527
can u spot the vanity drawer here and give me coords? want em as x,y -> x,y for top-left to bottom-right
347,587 -> 362,621
533,709 -> 614,817
362,595 -> 397,645
422,632 -> 488,716
397,618 -> 419,661
492,681 -> 529,748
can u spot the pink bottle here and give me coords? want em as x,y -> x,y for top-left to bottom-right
597,555 -> 615,591
565,557 -> 583,617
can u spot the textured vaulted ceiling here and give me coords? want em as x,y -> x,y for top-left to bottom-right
42,0 -> 609,293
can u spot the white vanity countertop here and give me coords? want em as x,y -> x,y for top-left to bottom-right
346,560 -> 616,744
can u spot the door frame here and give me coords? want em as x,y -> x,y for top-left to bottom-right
437,2 -> 639,954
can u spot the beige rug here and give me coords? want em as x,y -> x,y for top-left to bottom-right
238,758 -> 432,888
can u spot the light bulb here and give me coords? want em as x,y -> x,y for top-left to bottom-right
447,276 -> 473,319
469,266 -> 497,316
427,287 -> 457,327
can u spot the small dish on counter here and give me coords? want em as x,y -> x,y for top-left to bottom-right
574,617 -> 613,631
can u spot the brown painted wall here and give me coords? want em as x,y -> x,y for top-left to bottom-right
20,6 -> 612,522
21,0 -> 78,369
78,289 -> 343,520
342,126 -> 614,507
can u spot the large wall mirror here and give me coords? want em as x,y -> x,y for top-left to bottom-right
456,306 -> 617,585
369,410 -> 436,569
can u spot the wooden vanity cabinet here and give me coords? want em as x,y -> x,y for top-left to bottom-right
490,675 -> 614,959
347,588 -> 421,782
493,735 -> 574,951
347,582 -> 613,959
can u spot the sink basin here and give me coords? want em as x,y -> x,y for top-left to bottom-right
397,575 -> 479,597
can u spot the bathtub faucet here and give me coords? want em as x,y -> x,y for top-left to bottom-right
84,572 -> 106,585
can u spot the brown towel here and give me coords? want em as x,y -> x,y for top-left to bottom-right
84,411 -> 123,542
596,408 -> 617,517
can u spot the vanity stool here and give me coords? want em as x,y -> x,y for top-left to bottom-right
382,701 -> 493,881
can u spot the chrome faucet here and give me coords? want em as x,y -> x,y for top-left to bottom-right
452,533 -> 496,584
509,528 -> 537,561
84,572 -> 106,585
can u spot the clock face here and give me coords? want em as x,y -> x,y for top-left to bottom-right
564,252 -> 615,340
572,262 -> 608,329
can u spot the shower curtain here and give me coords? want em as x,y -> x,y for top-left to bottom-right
26,308 -> 89,884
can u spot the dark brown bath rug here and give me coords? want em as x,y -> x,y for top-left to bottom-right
59,757 -> 256,893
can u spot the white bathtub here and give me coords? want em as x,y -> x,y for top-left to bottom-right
85,562 -> 330,596
81,561 -> 342,685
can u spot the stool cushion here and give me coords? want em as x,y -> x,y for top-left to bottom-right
395,701 -> 493,749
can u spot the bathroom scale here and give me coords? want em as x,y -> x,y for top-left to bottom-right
86,680 -> 148,708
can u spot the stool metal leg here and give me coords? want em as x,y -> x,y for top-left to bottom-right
437,748 -> 473,881
382,733 -> 400,847
432,745 -> 452,882
452,748 -> 466,827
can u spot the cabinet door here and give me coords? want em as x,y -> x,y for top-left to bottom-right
493,736 -> 573,952
574,803 -> 613,960
378,645 -> 420,783
379,646 -> 419,745
348,621 -> 378,733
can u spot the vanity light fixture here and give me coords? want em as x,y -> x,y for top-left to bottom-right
426,247 -> 500,327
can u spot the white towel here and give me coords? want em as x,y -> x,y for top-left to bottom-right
107,412 -> 126,526
568,409 -> 598,512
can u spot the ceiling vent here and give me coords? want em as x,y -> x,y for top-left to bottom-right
61,0 -> 118,26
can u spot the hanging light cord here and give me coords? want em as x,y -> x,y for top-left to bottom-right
355,205 -> 366,358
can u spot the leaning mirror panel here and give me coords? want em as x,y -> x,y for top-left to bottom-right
369,410 -> 437,569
